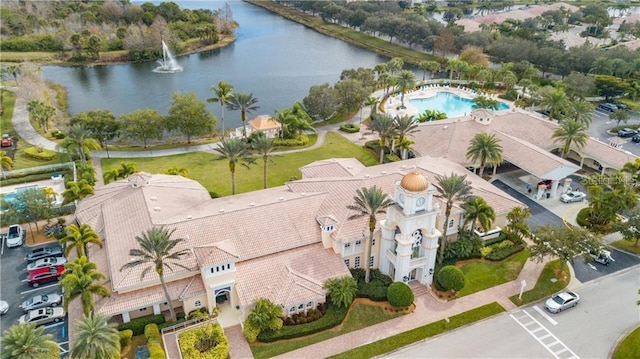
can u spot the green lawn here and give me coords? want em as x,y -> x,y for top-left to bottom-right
610,239 -> 640,255
102,131 -> 378,196
251,302 -> 404,359
509,260 -> 570,306
329,303 -> 505,359
455,249 -> 531,297
613,325 -> 640,359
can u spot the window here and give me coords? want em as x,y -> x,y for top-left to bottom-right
139,307 -> 147,312
307,301 -> 313,308
344,259 -> 350,267
448,219 -> 454,228
194,300 -> 202,307
355,240 -> 361,246
227,264 -> 230,269
354,256 -> 361,268
369,256 -> 374,267
372,239 -> 375,246
289,306 -> 296,313
298,303 -> 304,310
326,225 -> 334,231
345,243 -> 351,249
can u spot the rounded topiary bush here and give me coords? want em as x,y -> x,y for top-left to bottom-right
436,265 -> 465,292
576,207 -> 591,228
339,123 -> 360,133
387,282 -> 414,308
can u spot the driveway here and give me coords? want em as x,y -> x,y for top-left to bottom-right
572,248 -> 640,283
492,179 -> 564,230
0,241 -> 68,354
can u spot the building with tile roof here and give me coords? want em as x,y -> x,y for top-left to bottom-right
79,154 -> 524,325
230,115 -> 281,139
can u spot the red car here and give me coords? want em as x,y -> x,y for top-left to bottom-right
1,134 -> 13,147
537,179 -> 552,189
26,265 -> 65,287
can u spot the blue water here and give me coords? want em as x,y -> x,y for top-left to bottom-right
410,92 -> 509,119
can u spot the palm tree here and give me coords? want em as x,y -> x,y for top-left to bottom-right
214,138 -> 254,195
364,96 -> 379,120
60,223 -> 102,258
324,276 -> 358,308
568,99 -> 593,126
57,123 -> 101,165
462,196 -> 495,232
226,92 -> 259,139
120,226 -> 191,322
551,119 -> 588,158
370,114 -> 396,164
434,173 -> 472,264
395,70 -> 416,108
252,135 -> 275,189
346,186 -> 394,283
71,313 -> 120,359
540,88 -> 569,122
60,256 -> 110,316
61,179 -> 94,205
207,81 -> 234,139
163,165 -> 189,177
393,115 -> 419,159
1,323 -> 60,359
472,95 -> 499,110
466,132 -> 503,177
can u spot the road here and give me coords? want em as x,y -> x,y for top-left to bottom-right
587,107 -> 640,157
384,266 -> 640,359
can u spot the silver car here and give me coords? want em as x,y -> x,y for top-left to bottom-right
0,300 -> 8,315
560,191 -> 586,203
18,307 -> 65,326
26,256 -> 67,271
20,293 -> 62,312
544,291 -> 580,313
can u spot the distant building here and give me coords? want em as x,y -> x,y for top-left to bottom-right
231,115 -> 281,139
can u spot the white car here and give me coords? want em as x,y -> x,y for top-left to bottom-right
544,291 -> 580,313
6,224 -> 25,248
27,256 -> 67,271
560,191 -> 586,203
0,300 -> 8,315
20,293 -> 62,312
18,307 -> 65,326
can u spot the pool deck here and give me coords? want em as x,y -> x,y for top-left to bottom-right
1,178 -> 66,205
383,84 -> 506,119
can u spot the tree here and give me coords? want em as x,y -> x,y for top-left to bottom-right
120,226 -> 191,322
60,256 -> 110,316
472,95 -> 499,110
504,207 -> 531,244
61,179 -> 95,205
58,123 -> 101,166
434,173 -> 472,264
552,119 -> 588,158
324,276 -> 358,308
1,323 -> 59,359
303,83 -> 340,122
564,72 -> 596,100
370,114 -> 396,164
568,99 -> 593,126
165,92 -> 216,143
243,298 -> 283,342
103,162 -> 137,184
364,96 -> 379,120
459,46 -> 489,67
610,109 -> 630,127
119,109 -> 164,148
346,186 -> 394,283
466,132 -> 503,177
540,88 -> 569,122
70,110 -> 120,158
163,165 -> 188,177
71,313 -> 120,359
226,92 -> 259,139
393,115 -> 419,159
60,223 -> 102,258
334,78 -> 371,112
436,265 -> 465,292
394,70 -> 416,108
27,100 -> 55,133
207,81 -> 234,139
462,196 -> 495,232
387,282 -> 414,308
613,207 -> 640,247
214,138 -> 254,195
530,225 -> 603,267
5,188 -> 53,236
595,75 -> 632,101
252,135 -> 275,189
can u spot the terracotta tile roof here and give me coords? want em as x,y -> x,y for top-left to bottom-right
524,2 -> 578,16
249,115 -> 281,131
300,158 -> 365,178
456,18 -> 482,33
193,240 -> 239,267
235,244 -> 351,307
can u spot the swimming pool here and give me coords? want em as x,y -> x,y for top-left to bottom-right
409,92 -> 509,119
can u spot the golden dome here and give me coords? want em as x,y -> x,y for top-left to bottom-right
400,171 -> 429,192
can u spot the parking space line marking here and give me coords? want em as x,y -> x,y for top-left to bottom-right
20,283 -> 58,295
533,305 -> 558,325
531,327 -> 545,334
510,310 -> 579,359
43,322 -> 64,329
555,348 -> 570,355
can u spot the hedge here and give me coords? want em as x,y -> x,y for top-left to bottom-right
484,242 -> 526,261
274,135 -> 309,147
178,323 -> 229,359
119,329 -> 133,349
351,268 -> 392,301
339,123 -> 360,133
387,282 -> 414,308
24,147 -> 57,161
144,323 -> 161,342
148,339 -> 166,359
117,314 -> 165,336
256,303 -> 348,342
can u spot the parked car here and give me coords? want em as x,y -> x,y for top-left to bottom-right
1,134 -> 13,147
0,300 -> 8,315
618,128 -> 637,138
20,293 -> 62,312
26,266 -> 65,287
598,103 -> 618,112
18,307 -> 65,327
25,246 -> 64,263
589,249 -> 614,265
27,256 -> 67,271
560,191 -> 586,203
613,102 -> 628,110
544,291 -> 580,313
6,225 -> 25,248
632,134 -> 640,143
537,179 -> 552,189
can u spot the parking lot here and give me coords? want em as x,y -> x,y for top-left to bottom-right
0,239 -> 69,355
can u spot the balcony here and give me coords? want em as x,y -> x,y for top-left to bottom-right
474,227 -> 502,240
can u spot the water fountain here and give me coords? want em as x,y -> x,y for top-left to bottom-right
153,41 -> 183,73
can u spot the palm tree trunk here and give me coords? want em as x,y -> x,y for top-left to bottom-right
159,274 -> 177,322
478,163 -> 485,178
365,230 -> 374,283
241,111 -> 247,139
231,170 -> 236,195
263,158 -> 267,189
438,205 -> 452,264
220,106 -> 225,140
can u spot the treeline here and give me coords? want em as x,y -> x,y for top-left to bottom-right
0,0 -> 236,62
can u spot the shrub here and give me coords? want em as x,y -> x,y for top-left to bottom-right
177,312 -> 186,321
257,303 -> 348,342
117,314 -> 165,336
24,146 -> 57,161
188,307 -> 210,320
436,266 -> 465,292
480,247 -> 492,258
485,241 -> 525,261
119,329 -> 133,349
147,339 -> 165,359
144,323 -> 161,342
273,134 -> 309,146
178,323 -> 229,359
387,282 -> 414,308
385,153 -> 401,162
339,123 -> 360,133
577,207 -> 591,227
